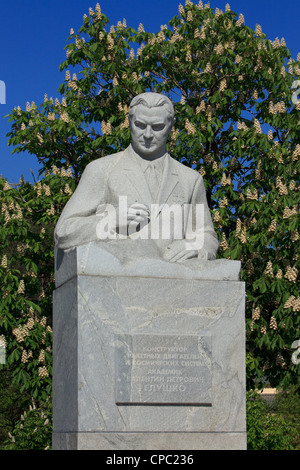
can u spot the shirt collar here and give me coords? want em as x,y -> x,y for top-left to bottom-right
130,145 -> 167,172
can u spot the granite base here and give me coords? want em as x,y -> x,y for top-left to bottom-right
52,249 -> 246,450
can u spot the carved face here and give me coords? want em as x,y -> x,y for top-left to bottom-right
130,106 -> 173,160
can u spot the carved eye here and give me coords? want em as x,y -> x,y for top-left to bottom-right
134,121 -> 146,130
152,124 -> 165,131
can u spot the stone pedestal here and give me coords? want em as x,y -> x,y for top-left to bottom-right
52,243 -> 246,450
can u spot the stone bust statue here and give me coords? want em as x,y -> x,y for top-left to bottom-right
55,92 -> 219,263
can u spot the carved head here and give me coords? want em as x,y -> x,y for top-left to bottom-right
129,92 -> 175,159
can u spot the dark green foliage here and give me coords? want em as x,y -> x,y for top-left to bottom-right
246,389 -> 299,450
3,397 -> 52,450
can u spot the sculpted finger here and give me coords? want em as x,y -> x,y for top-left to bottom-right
130,202 -> 149,212
176,250 -> 197,263
128,207 -> 149,218
134,215 -> 149,224
163,246 -> 176,260
168,250 -> 187,262
127,212 -> 138,221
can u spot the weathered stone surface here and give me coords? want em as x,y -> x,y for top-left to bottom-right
54,242 -> 241,288
53,255 -> 246,449
115,334 -> 212,405
53,432 -> 247,450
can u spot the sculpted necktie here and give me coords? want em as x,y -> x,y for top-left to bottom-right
146,162 -> 159,200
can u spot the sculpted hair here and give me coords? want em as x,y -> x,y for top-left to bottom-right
129,92 -> 175,122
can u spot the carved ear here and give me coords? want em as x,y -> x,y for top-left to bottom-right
128,113 -> 133,130
167,117 -> 175,134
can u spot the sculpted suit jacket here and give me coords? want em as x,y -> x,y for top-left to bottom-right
54,145 -> 219,259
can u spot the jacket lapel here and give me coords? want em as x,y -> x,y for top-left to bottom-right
121,145 -> 153,207
117,146 -> 180,213
155,155 -> 179,214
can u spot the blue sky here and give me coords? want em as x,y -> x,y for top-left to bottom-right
1,0 -> 299,184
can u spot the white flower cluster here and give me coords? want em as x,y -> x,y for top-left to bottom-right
3,181 -> 12,190
269,316 -> 277,330
276,269 -> 283,279
255,24 -> 262,37
1,255 -> 8,268
246,188 -> 258,200
64,184 -> 73,196
186,10 -> 193,22
264,261 -> 273,277
284,295 -> 300,311
39,349 -> 46,364
185,45 -> 192,62
268,219 -> 277,232
17,243 -> 30,255
95,3 -> 101,19
276,176 -> 288,195
13,322 -> 31,343
213,210 -> 221,223
178,3 -> 185,16
43,184 -> 51,196
269,101 -> 286,114
17,280 -> 25,294
46,204 -> 55,216
0,334 -> 6,348
120,116 -> 129,130
204,62 -> 213,74
218,196 -> 228,208
253,119 -> 262,134
38,366 -> 49,377
215,8 -> 223,17
235,218 -> 242,234
237,121 -> 248,131
219,78 -> 227,92
238,227 -> 248,244
107,33 -> 114,50
236,13 -> 244,27
101,121 -> 112,135
272,37 -> 280,49
292,144 -> 300,161
171,128 -> 179,141
252,306 -> 260,321
170,31 -> 184,43
185,119 -> 196,135
21,349 -> 33,363
219,232 -> 228,250
214,43 -> 224,55
283,205 -> 298,219
284,266 -> 298,283
221,172 -> 231,186
196,101 -> 206,113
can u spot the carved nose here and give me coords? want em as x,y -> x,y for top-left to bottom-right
144,125 -> 153,139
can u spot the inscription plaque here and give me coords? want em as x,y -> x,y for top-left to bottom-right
115,334 -> 212,405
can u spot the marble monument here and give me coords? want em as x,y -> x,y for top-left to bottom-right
52,92 -> 246,450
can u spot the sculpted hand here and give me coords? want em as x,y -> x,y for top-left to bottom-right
117,201 -> 150,235
197,247 -> 209,260
163,239 -> 198,263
